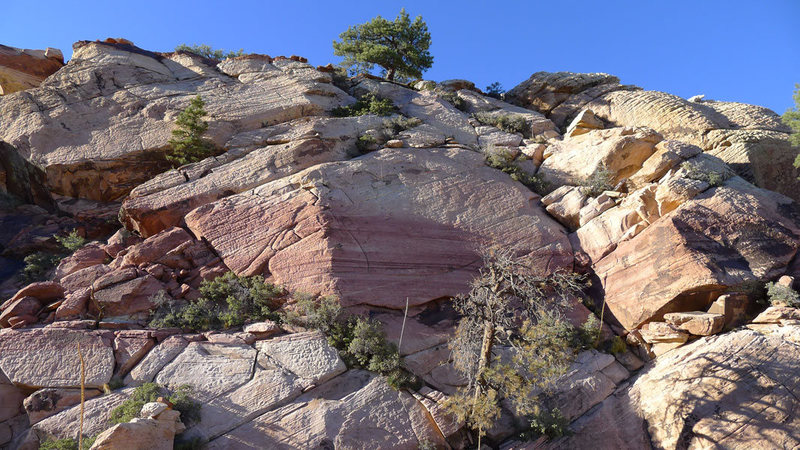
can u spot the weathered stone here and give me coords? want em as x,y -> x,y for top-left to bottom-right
255,331 -> 346,384
578,193 -> 616,227
118,227 -> 192,267
59,264 -> 112,294
23,388 -> 102,424
546,351 -> 620,421
539,127 -> 662,187
207,370 -> 446,449
53,245 -> 108,280
0,381 -> 25,422
412,386 -> 463,439
663,311 -> 724,336
32,390 -> 130,440
0,296 -> 40,328
707,293 -> 750,330
0,44 -> 63,95
639,322 -> 689,344
566,109 -> 604,137
594,181 -> 800,331
125,335 -> 187,386
114,333 -> 156,377
0,328 -> 114,388
242,320 -> 280,337
628,327 -> 800,449
54,287 -> 90,320
506,72 -> 622,119
93,274 -> 163,318
542,186 -> 587,230
139,401 -> 168,419
0,41 -> 351,202
89,415 -> 179,450
185,148 -> 572,310
7,281 -> 64,303
155,342 -> 257,401
751,306 -> 800,324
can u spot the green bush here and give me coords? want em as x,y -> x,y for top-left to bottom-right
485,82 -> 504,99
523,407 -> 570,440
609,335 -> 627,354
680,161 -> 727,187
110,383 -> 201,425
175,44 -> 244,60
148,272 -> 284,331
332,93 -> 396,117
766,282 -> 800,307
166,95 -> 215,166
282,295 -> 418,390
382,116 -> 422,135
39,436 -> 96,450
20,252 -> 61,283
576,314 -> 601,349
356,134 -> 378,154
55,230 -> 86,253
438,91 -> 468,112
486,149 -> 550,195
474,112 -> 528,136
579,166 -> 614,197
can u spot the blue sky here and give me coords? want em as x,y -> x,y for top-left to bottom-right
2,0 -> 798,113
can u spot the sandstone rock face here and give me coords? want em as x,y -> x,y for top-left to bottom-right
207,370 -> 447,449
629,326 -> 800,449
507,71 -> 800,202
90,406 -> 184,450
0,328 -> 114,388
593,181 -> 800,330
255,331 -> 346,384
185,147 -> 572,309
0,40 -> 351,201
0,45 -> 63,95
23,387 -> 102,424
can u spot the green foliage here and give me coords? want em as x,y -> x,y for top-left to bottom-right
175,43 -> 244,60
576,314 -> 602,349
473,112 -> 529,136
766,282 -> 800,308
55,229 -> 86,253
110,383 -> 201,425
579,166 -> 614,197
39,436 -> 96,450
166,95 -> 215,166
485,82 -> 504,99
609,335 -> 628,354
20,252 -> 61,283
148,272 -> 284,331
333,8 -> 433,81
444,247 -> 585,440
486,149 -> 550,195
523,407 -> 570,440
783,84 -> 800,147
680,161 -> 727,187
438,91 -> 468,112
282,295 -> 418,390
382,116 -> 422,135
331,93 -> 396,117
356,134 -> 378,154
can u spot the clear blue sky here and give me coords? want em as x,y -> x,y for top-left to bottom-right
2,0 -> 798,113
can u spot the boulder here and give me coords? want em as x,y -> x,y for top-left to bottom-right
93,274 -> 164,318
255,331 -> 346,384
707,293 -> 750,330
639,322 -> 689,344
33,390 -> 131,440
207,370 -> 447,449
117,227 -> 192,267
538,127 -> 662,187
0,40 -> 351,202
7,281 -> 64,303
53,245 -> 108,280
59,264 -> 112,294
628,327 -> 800,449
185,148 -> 572,310
242,321 -> 280,338
565,109 -> 604,137
89,413 -> 182,450
0,44 -> 63,95
0,328 -> 114,388
155,342 -> 257,401
663,311 -> 724,336
113,332 -> 156,377
594,182 -> 800,331
751,306 -> 800,324
542,186 -> 588,231
54,287 -> 90,320
124,335 -> 187,386
23,388 -> 102,424
0,296 -> 41,328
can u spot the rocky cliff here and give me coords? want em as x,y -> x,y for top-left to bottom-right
0,39 -> 799,449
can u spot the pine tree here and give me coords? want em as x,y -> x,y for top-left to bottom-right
332,9 -> 433,82
167,95 -> 214,166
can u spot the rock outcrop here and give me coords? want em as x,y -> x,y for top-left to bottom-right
0,45 -> 63,95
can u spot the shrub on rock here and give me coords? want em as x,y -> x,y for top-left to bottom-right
166,95 -> 215,166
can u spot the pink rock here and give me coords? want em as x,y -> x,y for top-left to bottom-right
54,287 -> 90,320
0,296 -> 41,328
7,281 -> 64,304
103,228 -> 143,259
54,245 -> 108,280
59,264 -> 112,293
113,333 -> 156,377
118,227 -> 192,268
93,274 -> 164,318
92,266 -> 138,291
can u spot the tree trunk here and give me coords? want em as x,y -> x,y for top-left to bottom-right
472,322 -> 495,410
386,67 -> 395,81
